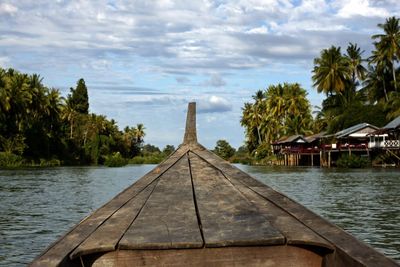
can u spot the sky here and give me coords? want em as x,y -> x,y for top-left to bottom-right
1,0 -> 400,149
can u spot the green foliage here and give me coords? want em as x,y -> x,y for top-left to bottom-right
230,145 -> 252,164
312,17 -> 400,135
0,135 -> 26,155
312,46 -> 351,95
241,83 -> 313,156
39,158 -> 61,167
336,154 -> 370,168
104,152 -> 128,167
142,144 -> 161,155
162,145 -> 175,156
129,143 -> 174,164
213,140 -> 236,160
0,152 -> 24,168
130,154 -> 164,164
68,78 -> 89,114
0,68 -> 145,167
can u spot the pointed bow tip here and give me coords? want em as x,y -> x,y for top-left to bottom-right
183,102 -> 198,145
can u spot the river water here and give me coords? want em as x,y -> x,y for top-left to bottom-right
0,165 -> 399,266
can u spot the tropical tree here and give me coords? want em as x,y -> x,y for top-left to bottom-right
241,83 -> 313,157
372,16 -> 400,91
62,98 -> 78,139
133,123 -> 146,144
345,43 -> 367,91
0,67 -> 146,166
386,91 -> 400,119
312,46 -> 351,95
213,140 -> 236,160
162,145 -> 175,156
251,90 -> 265,145
362,64 -> 389,102
68,78 -> 89,114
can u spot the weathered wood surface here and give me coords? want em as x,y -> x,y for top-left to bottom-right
30,102 -> 400,267
189,152 -> 284,247
119,154 -> 203,249
88,246 -> 324,267
30,146 -> 190,267
183,102 -> 197,144
70,181 -> 157,258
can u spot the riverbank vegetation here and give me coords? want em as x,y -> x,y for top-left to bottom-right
240,16 -> 400,166
0,68 -> 149,167
129,144 -> 175,164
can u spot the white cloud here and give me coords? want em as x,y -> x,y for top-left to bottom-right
2,0 -> 399,76
0,3 -> 18,15
202,73 -> 227,87
336,0 -> 390,18
246,26 -> 269,34
197,95 -> 232,113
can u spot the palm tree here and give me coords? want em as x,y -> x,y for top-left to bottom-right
345,43 -> 367,87
386,91 -> 400,119
133,123 -> 146,144
372,16 -> 400,91
312,46 -> 351,95
240,102 -> 259,151
363,64 -> 389,102
8,73 -> 31,133
62,98 -> 78,139
249,90 -> 265,145
266,84 -> 285,119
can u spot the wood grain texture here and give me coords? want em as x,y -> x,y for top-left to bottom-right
183,102 -> 197,144
70,180 -> 157,259
119,154 -> 203,249
88,246 -> 323,267
231,183 -> 333,251
249,185 -> 400,267
29,146 -> 189,267
192,148 -> 400,266
189,152 -> 284,247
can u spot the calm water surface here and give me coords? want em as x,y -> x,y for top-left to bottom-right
0,165 -> 399,266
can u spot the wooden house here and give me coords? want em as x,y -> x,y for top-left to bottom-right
273,134 -> 321,166
369,116 -> 400,149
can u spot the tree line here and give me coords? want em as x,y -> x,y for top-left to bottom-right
0,68 -> 147,167
241,16 -> 400,159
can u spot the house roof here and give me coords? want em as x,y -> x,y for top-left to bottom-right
273,135 -> 308,145
335,123 -> 379,139
305,132 -> 326,143
384,116 -> 400,129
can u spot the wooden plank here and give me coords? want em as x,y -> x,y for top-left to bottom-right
188,152 -> 284,247
183,102 -> 197,144
88,246 -> 323,267
192,149 -> 333,250
232,183 -> 333,250
193,148 -> 266,187
119,154 -> 203,249
249,186 -> 400,267
192,148 -> 400,266
70,180 -> 157,259
30,146 -> 189,267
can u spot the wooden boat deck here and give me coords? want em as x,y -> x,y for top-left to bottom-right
30,103 -> 399,267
